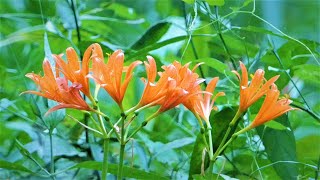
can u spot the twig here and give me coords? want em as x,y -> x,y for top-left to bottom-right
182,2 -> 207,86
269,39 -> 320,122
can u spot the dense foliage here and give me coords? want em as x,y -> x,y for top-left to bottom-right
0,0 -> 319,179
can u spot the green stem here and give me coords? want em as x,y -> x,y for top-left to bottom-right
101,138 -> 110,180
118,144 -> 125,180
118,113 -> 126,180
49,130 -> 55,175
216,126 -> 250,156
212,109 -> 242,161
207,125 -> 214,160
105,116 -> 121,141
208,160 -> 215,179
126,112 -> 158,143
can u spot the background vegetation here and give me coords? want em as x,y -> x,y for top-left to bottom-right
0,0 -> 319,179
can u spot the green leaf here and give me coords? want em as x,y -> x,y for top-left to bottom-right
194,58 -> 228,74
264,120 -> 289,131
296,135 -> 320,160
293,64 -> 320,87
182,0 -> 195,4
189,107 -> 239,179
261,40 -> 319,69
205,0 -> 225,6
189,133 -> 209,180
71,161 -> 169,180
44,100 -> 66,130
153,137 -> 195,158
211,107 -> 240,152
236,26 -> 289,40
44,32 -> 54,67
0,160 -> 34,173
131,22 -> 171,50
256,115 -> 298,179
56,0 -> 76,30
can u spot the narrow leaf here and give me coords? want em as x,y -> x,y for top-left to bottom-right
131,22 -> 171,50
0,160 -> 34,173
194,58 -> 228,74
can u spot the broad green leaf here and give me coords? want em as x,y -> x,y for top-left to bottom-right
256,115 -> 298,179
127,34 -> 216,61
236,26 -> 289,40
211,107 -> 240,152
188,133 -> 209,180
192,173 -> 224,180
0,160 -> 34,173
194,58 -> 228,74
261,40 -> 319,69
189,107 -> 239,179
293,64 -> 320,86
205,0 -> 225,6
71,161 -> 169,180
106,3 -> 138,20
182,0 -> 195,4
153,137 -> 195,158
131,22 -> 171,50
296,135 -> 320,160
230,0 -> 253,11
80,14 -> 144,24
264,120 -> 288,131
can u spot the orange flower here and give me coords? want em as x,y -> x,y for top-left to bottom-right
89,49 -> 142,108
157,61 -> 204,113
232,61 -> 279,112
249,85 -> 297,128
136,56 -> 169,108
183,77 -> 225,123
54,43 -> 101,98
23,59 -> 91,114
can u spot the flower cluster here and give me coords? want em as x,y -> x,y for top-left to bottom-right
233,61 -> 297,128
23,43 -> 296,128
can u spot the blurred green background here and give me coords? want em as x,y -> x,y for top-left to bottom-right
0,0 -> 319,179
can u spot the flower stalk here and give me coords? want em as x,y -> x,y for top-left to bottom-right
211,109 -> 242,161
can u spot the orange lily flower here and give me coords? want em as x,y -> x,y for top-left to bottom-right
89,49 -> 142,108
136,56 -> 169,108
232,61 -> 279,112
157,61 -> 204,113
23,59 -> 91,115
249,85 -> 297,128
183,77 -> 225,123
53,43 -> 102,98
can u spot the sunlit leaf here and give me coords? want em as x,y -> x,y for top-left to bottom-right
205,0 -> 225,6
71,161 -> 169,180
131,22 -> 171,50
264,120 -> 289,131
194,58 -> 228,74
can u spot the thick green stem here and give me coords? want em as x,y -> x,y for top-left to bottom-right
126,112 -> 158,142
212,109 -> 242,161
118,144 -> 125,180
207,125 -> 214,160
101,138 -> 110,180
49,130 -> 54,175
216,126 -> 251,156
118,113 -> 126,179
